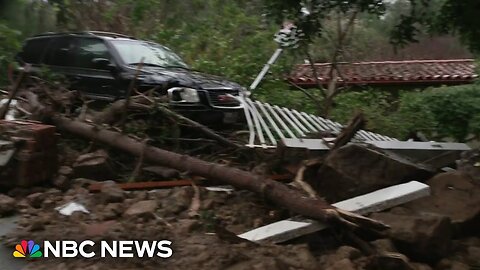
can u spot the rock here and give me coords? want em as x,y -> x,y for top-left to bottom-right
0,194 -> 15,216
133,191 -> 149,201
73,178 -> 100,187
177,219 -> 199,234
26,192 -> 46,208
436,259 -> 470,270
370,212 -> 452,262
410,263 -> 432,270
41,198 -> 56,209
466,246 -> 480,266
28,219 -> 45,232
69,211 -> 88,222
319,246 -> 362,269
124,200 -> 158,217
142,166 -> 180,179
403,171 -> 480,228
83,221 -> 116,237
101,203 -> 123,220
52,175 -> 71,191
335,246 -> 362,261
457,149 -> 480,181
58,166 -> 73,176
312,144 -> 433,201
160,187 -> 193,215
370,239 -> 398,254
72,150 -> 115,180
366,253 -> 414,270
327,258 -> 356,270
100,182 -> 125,203
282,244 -> 317,269
148,189 -> 171,204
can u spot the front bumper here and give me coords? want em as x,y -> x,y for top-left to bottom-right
167,88 -> 244,110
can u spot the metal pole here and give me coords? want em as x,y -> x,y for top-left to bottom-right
249,48 -> 283,91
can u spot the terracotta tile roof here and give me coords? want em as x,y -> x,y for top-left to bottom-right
288,59 -> 478,87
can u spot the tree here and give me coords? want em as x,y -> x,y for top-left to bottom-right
262,0 -> 479,116
391,0 -> 480,54
263,0 -> 387,116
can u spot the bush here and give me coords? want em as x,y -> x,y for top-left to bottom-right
0,22 -> 21,84
330,83 -> 480,142
400,84 -> 480,141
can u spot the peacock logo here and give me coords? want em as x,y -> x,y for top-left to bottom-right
13,240 -> 43,258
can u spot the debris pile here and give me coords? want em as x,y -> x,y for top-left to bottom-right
0,77 -> 479,269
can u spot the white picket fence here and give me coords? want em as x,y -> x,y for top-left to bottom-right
238,96 -> 397,148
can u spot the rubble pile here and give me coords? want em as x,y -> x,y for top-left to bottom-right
0,79 -> 479,269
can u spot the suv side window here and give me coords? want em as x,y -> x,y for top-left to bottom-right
18,38 -> 51,64
44,37 -> 75,67
72,38 -> 111,70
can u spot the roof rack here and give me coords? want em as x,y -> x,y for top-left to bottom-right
33,31 -> 135,39
84,31 -> 135,39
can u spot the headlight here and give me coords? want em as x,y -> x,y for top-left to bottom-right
167,87 -> 200,103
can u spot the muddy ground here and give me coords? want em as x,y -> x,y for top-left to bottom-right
1,167 -> 479,269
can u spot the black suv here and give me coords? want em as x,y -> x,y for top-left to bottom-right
15,31 -> 245,123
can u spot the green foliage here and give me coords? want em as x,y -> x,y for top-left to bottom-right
389,0 -> 480,54
330,84 -> 480,142
0,0 -> 56,37
150,0 -> 282,87
0,22 -> 21,84
404,84 -> 480,141
436,0 -> 480,53
263,0 -> 386,44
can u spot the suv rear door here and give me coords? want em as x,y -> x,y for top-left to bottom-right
43,36 -> 119,100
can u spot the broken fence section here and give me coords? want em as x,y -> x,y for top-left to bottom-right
238,97 -> 397,148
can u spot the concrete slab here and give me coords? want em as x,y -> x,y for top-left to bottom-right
365,141 -> 471,151
280,138 -> 331,151
238,181 -> 430,243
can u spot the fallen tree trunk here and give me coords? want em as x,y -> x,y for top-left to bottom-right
92,98 -> 242,149
52,116 -> 388,232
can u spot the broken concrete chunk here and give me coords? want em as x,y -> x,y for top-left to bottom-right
334,181 -> 430,215
99,181 -> 125,203
364,141 -> 470,169
26,192 -> 46,208
313,144 -> 434,202
55,202 -> 90,216
0,194 -> 15,217
367,252 -> 415,270
124,200 -> 158,217
370,212 -> 452,262
72,149 -> 115,180
402,171 -> 480,226
370,239 -> 398,254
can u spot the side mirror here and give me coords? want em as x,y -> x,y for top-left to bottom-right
92,58 -> 117,72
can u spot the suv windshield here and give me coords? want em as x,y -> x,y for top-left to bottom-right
111,40 -> 189,69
